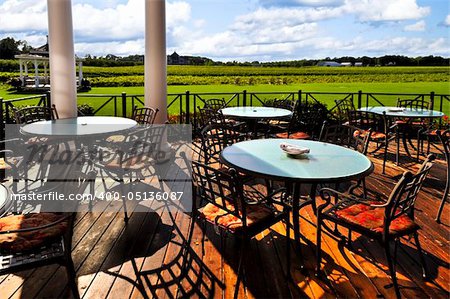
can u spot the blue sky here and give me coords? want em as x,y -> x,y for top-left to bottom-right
0,0 -> 448,62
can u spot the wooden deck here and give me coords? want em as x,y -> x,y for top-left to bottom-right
1,142 -> 449,299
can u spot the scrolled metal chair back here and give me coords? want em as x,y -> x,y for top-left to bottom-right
14,105 -> 58,124
383,155 -> 435,233
203,98 -> 226,112
131,106 -> 159,125
192,161 -> 244,222
396,98 -> 430,110
199,123 -> 244,165
335,98 -> 356,122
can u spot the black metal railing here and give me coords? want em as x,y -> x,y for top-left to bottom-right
2,90 -> 448,128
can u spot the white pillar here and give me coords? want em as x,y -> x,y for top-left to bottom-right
34,60 -> 39,88
19,60 -> 23,84
145,0 -> 167,124
44,62 -> 48,85
78,61 -> 83,86
47,0 -> 77,118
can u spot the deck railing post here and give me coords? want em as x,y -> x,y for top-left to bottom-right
46,91 -> 51,109
298,90 -> 302,106
121,92 -> 127,118
186,91 -> 190,124
430,91 -> 435,110
243,90 -> 247,107
357,90 -> 362,109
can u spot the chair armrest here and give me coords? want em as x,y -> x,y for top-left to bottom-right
242,186 -> 288,208
319,187 -> 388,209
319,187 -> 371,207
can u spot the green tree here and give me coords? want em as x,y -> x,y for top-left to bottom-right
0,37 -> 21,59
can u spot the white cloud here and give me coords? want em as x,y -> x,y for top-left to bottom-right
404,20 -> 426,31
259,0 -> 343,7
0,0 -> 47,33
344,0 -> 430,22
75,39 -> 145,57
72,0 -> 191,42
444,15 -> 450,27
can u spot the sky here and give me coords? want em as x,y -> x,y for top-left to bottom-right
0,0 -> 449,62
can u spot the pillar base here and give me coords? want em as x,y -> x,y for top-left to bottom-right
156,142 -> 175,164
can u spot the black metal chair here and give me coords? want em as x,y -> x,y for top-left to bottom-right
319,122 -> 372,197
197,107 -> 246,133
396,98 -> 430,110
436,130 -> 449,223
105,106 -> 158,144
348,110 -> 392,173
394,98 -> 429,161
131,106 -> 159,125
272,101 -> 324,140
198,123 -> 246,167
203,98 -> 226,111
14,105 -> 59,124
316,155 -> 435,299
0,170 -> 96,299
191,160 -> 290,298
335,98 -> 356,124
99,125 -> 166,222
416,121 -> 449,161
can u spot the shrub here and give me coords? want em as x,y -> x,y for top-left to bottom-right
77,103 -> 95,116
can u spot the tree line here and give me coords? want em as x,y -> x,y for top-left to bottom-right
0,36 -> 448,68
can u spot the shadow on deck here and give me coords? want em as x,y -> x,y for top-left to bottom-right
1,142 -> 449,299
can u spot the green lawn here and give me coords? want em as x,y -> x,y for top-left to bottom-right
1,82 -> 449,117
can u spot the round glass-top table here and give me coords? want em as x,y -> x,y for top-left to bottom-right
358,106 -> 445,118
220,106 -> 292,138
220,106 -> 292,119
20,116 -> 138,137
220,139 -> 373,183
220,138 -> 374,252
358,106 -> 445,165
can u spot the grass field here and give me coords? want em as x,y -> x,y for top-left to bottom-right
1,64 -> 449,117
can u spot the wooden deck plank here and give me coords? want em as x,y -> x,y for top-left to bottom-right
1,142 -> 449,299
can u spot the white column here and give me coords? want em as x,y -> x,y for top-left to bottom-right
78,61 -> 83,85
19,60 -> 23,84
47,0 -> 77,118
34,60 -> 39,88
145,0 -> 167,124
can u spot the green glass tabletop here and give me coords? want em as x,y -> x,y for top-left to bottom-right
21,116 -> 137,136
358,106 -> 445,118
220,106 -> 292,119
220,139 -> 374,182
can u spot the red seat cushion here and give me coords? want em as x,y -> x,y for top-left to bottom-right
0,213 -> 69,252
276,131 -> 310,139
335,203 -> 418,235
353,130 -> 385,140
199,198 -> 274,232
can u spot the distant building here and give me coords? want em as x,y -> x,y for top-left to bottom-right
354,62 -> 363,67
340,62 -> 352,67
317,61 -> 341,67
167,51 -> 212,65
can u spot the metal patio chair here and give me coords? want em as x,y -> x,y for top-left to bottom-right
316,155 -> 435,299
191,160 -> 290,298
0,170 -> 96,299
436,130 -> 449,223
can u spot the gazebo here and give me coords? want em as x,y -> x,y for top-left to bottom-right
14,50 -> 84,91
